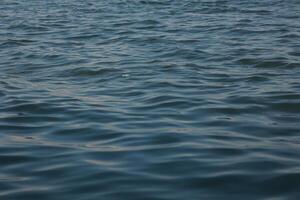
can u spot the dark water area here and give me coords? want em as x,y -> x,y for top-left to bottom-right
1,0 -> 300,199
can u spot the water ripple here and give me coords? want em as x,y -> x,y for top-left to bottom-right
1,0 -> 300,199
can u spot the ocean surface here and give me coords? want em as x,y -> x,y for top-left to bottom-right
1,0 -> 300,199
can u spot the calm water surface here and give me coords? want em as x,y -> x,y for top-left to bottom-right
1,0 -> 300,199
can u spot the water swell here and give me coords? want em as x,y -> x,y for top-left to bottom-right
1,0 -> 300,199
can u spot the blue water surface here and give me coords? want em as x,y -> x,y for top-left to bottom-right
1,0 -> 300,199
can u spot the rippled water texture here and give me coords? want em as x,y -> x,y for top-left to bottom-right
1,0 -> 300,199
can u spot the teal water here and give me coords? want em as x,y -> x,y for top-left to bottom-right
1,0 -> 300,199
